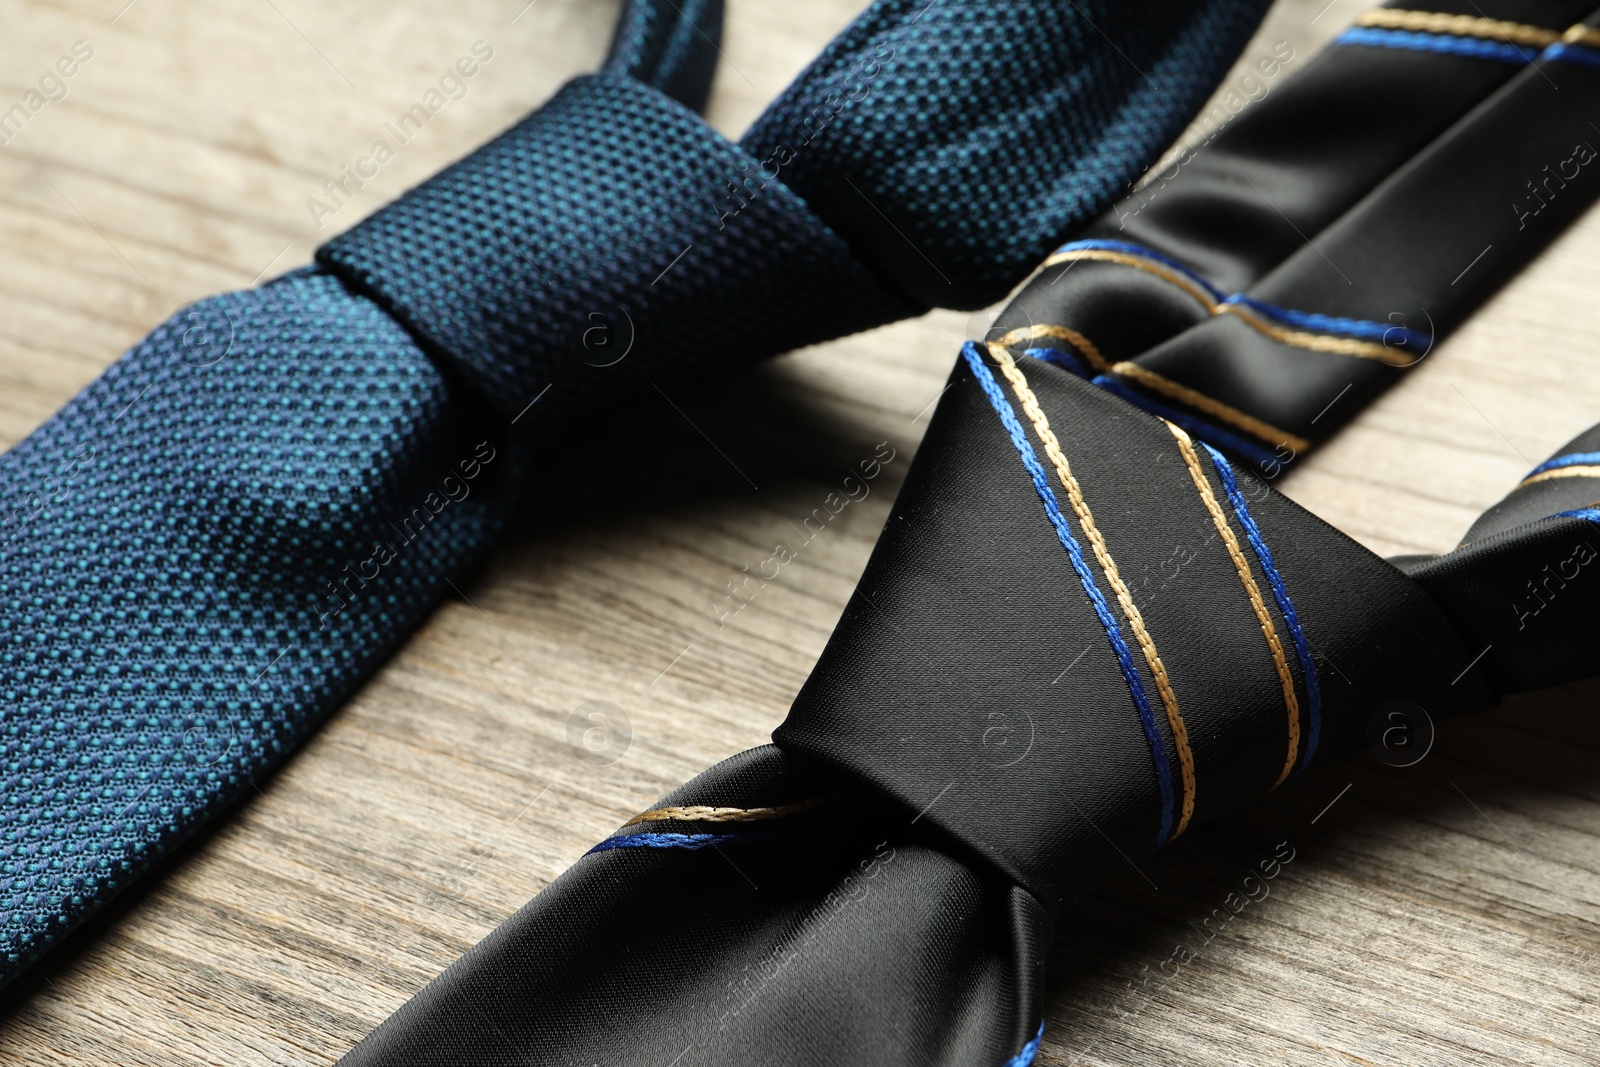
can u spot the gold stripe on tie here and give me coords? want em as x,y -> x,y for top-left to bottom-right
1039,245 -> 1421,368
1216,303 -> 1420,367
1167,421 -> 1302,788
1518,464 -> 1600,488
1110,361 -> 1313,454
1040,248 -> 1219,310
991,345 -> 1197,838
1356,9 -> 1561,46
993,323 -> 1114,372
1563,24 -> 1600,48
622,793 -> 844,827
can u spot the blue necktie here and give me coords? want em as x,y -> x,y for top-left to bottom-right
0,0 -> 1271,987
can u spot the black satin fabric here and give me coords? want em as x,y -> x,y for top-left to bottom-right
344,746 -> 1047,1067
1401,422 -> 1600,693
1105,0 -> 1595,290
1001,0 -> 1600,451
776,361 -> 1493,907
339,7 -> 1600,1066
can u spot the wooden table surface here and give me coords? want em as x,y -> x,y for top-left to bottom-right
1,1 -> 1597,1063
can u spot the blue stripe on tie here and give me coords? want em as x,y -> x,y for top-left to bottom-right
587,825 -> 800,853
1528,451 -> 1600,477
1093,374 -> 1280,469
1336,27 -> 1537,64
1223,294 -> 1432,352
589,831 -> 744,852
962,342 -> 1176,847
1052,240 -> 1433,356
1025,347 -> 1088,377
1545,42 -> 1600,68
1052,238 -> 1228,302
1198,441 -> 1324,770
1003,1022 -> 1045,1067
587,800 -> 870,854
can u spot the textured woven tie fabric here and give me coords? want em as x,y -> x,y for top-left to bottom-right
0,0 -> 1276,991
335,10 -> 1600,1065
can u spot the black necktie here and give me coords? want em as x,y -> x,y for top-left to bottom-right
0,0 -> 1270,986
335,6 -> 1600,1065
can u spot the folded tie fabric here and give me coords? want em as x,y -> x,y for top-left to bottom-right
1001,0 -> 1600,464
0,0 -> 1276,990
335,8 -> 1600,1065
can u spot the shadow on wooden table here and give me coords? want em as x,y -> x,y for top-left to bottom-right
500,357 -> 924,535
1037,679 -> 1600,1065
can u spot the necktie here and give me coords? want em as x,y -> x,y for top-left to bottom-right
0,0 -> 1273,989
335,7 -> 1600,1066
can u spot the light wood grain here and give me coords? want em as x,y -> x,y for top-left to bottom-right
1,1 -> 1598,1064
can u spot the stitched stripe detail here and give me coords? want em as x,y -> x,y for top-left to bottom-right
1167,422 -> 1302,787
1522,451 -> 1600,485
1355,9 -> 1560,46
987,291 -> 1312,457
1026,347 -> 1089,377
593,831 -> 729,851
1562,23 -> 1600,47
1199,441 -> 1323,772
1043,243 -> 1225,306
595,796 -> 874,853
1545,41 -> 1600,66
589,827 -> 788,853
1094,375 -> 1281,469
1557,506 -> 1600,524
1528,450 -> 1600,476
622,793 -> 844,827
1048,238 -> 1228,301
1218,302 -> 1423,366
1004,1023 -> 1045,1067
1223,294 -> 1432,352
960,341 -> 1176,846
1550,22 -> 1600,66
1336,26 -> 1539,63
993,346 -> 1197,839
1522,464 -> 1600,486
995,323 -> 1113,372
1041,239 -> 1429,366
1110,360 -> 1312,453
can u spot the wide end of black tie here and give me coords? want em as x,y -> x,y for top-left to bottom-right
340,744 -> 1048,1067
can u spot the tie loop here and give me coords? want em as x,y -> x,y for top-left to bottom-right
322,0 -> 1281,420
775,352 -> 1496,909
319,72 -> 917,426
